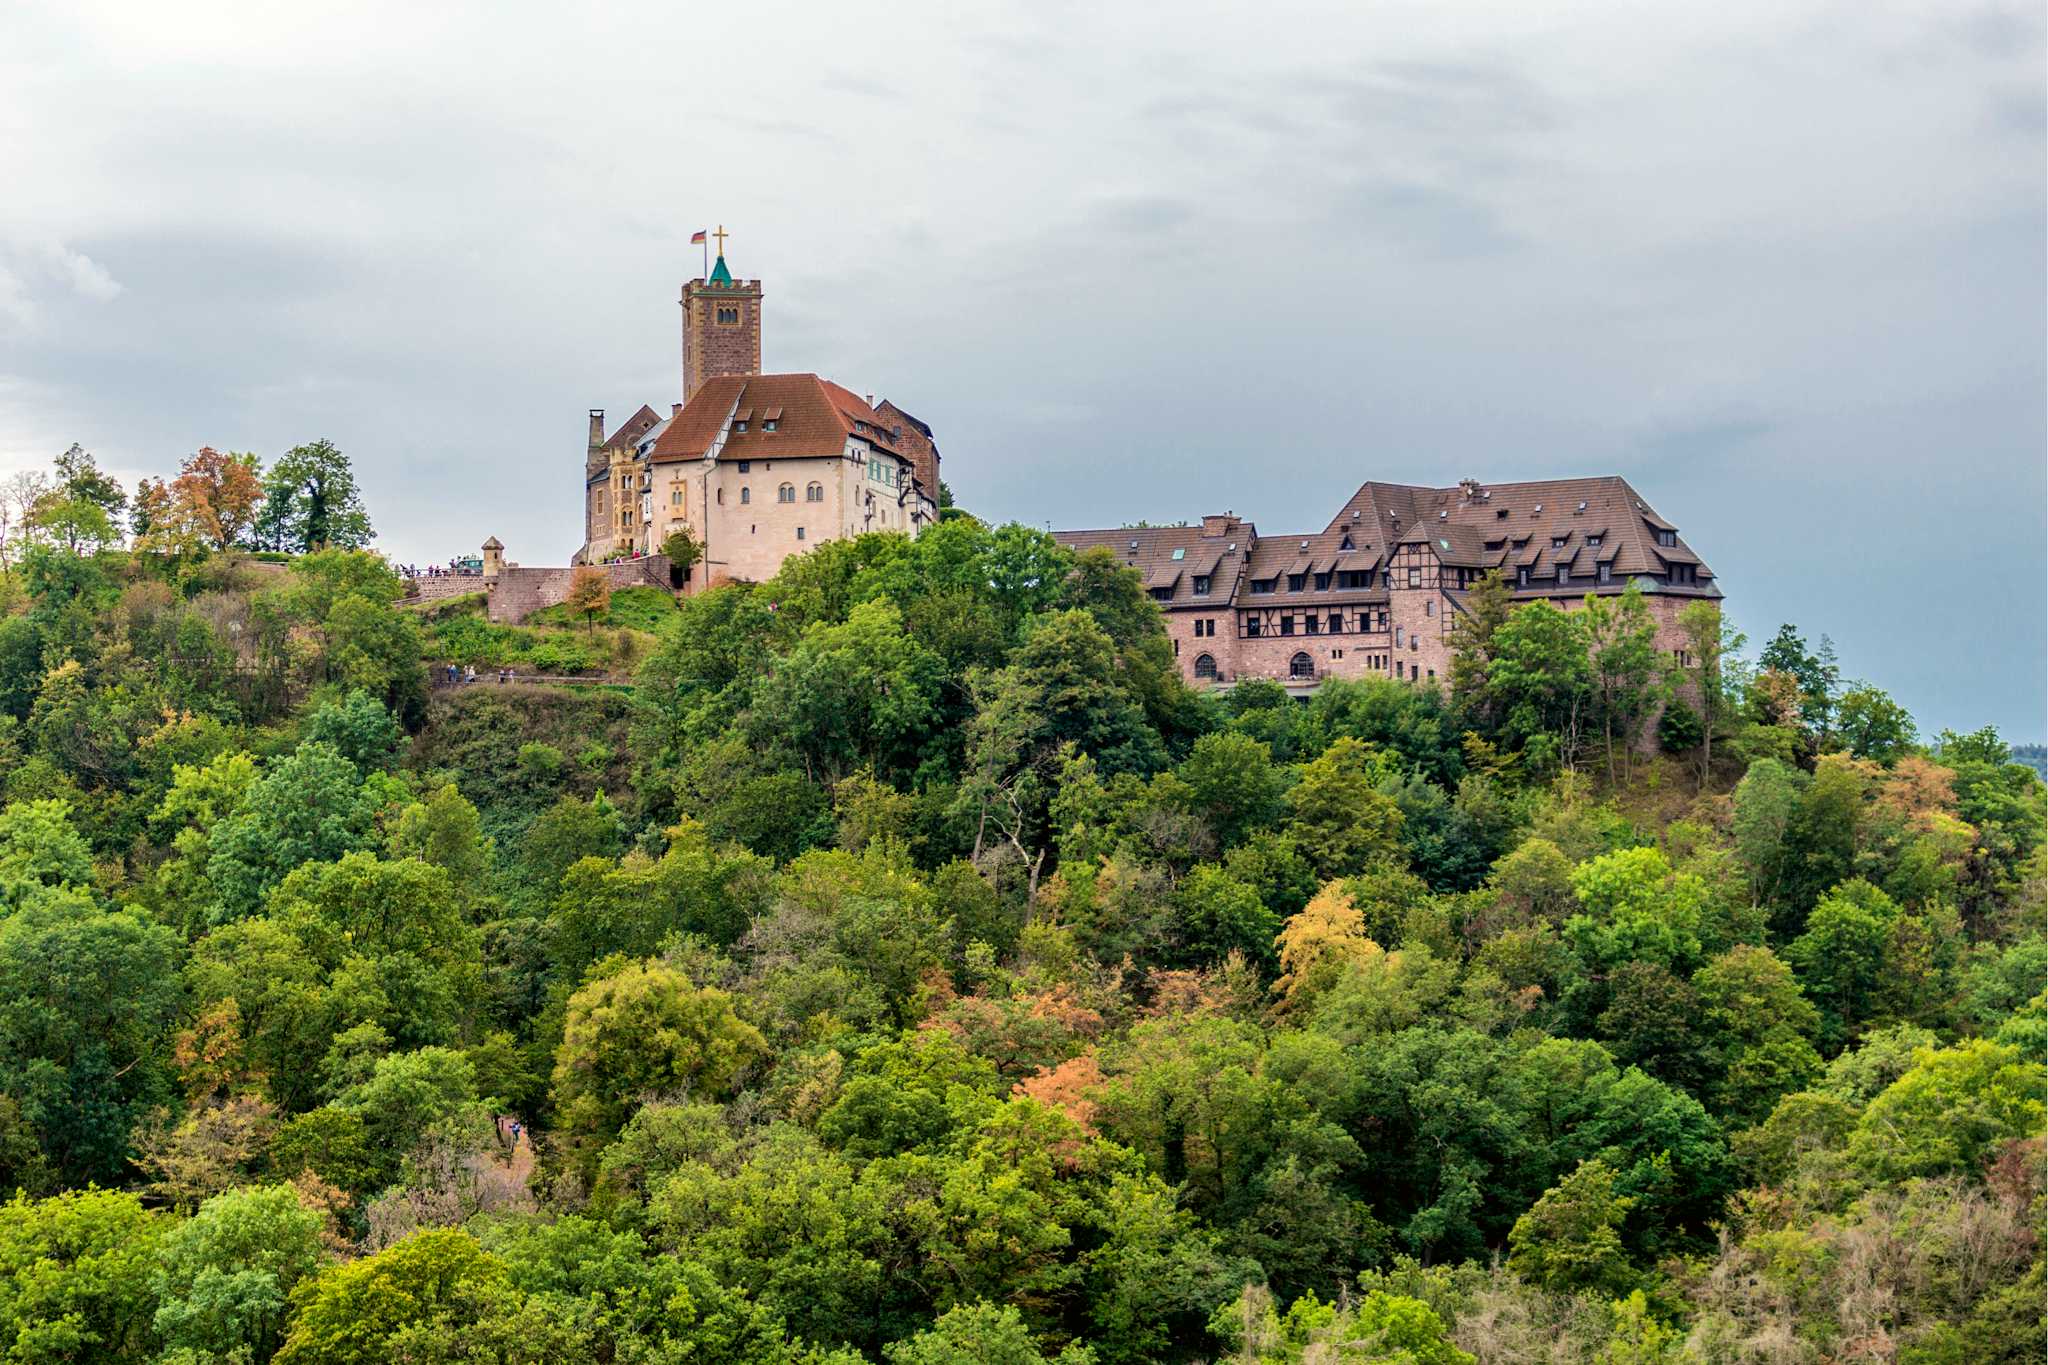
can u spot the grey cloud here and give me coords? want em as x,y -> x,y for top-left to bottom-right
0,0 -> 2038,737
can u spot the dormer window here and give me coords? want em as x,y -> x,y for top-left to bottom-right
1554,563 -> 1567,582
1286,573 -> 1306,592
1495,508 -> 1509,519
1313,572 -> 1331,591
763,419 -> 779,432
1517,567 -> 1530,586
1551,536 -> 1567,549
1339,534 -> 1354,551
1656,529 -> 1678,547
1193,575 -> 1211,596
1586,534 -> 1602,549
1250,578 -> 1275,595
733,421 -> 749,433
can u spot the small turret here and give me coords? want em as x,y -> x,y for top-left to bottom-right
481,536 -> 504,578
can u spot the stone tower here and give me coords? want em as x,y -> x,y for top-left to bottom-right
680,253 -> 763,403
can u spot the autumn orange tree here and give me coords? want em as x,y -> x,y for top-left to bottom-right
566,567 -> 612,631
169,447 -> 265,551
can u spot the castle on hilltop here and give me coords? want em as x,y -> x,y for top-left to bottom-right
1056,476 -> 1720,692
576,242 -> 942,584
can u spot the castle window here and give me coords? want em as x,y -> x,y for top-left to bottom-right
1245,617 -> 1261,637
1328,613 -> 1342,633
1394,626 -> 1404,646
1306,615 -> 1319,634
670,490 -> 682,506
778,483 -> 795,503
1424,600 -> 1434,617
1407,567 -> 1421,588
1194,653 -> 1219,680
738,461 -> 750,473
716,488 -> 724,505
1290,652 -> 1315,681
1554,564 -> 1567,582
716,306 -> 741,325
797,527 -> 806,540
1280,615 -> 1295,636
807,482 -> 823,502
1598,563 -> 1612,584
1517,567 -> 1530,586
740,487 -> 751,505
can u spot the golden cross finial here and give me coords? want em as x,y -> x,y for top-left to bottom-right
712,224 -> 729,257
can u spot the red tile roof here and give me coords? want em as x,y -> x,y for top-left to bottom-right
647,373 -> 906,466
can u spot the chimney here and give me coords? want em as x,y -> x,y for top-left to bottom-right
588,409 -> 605,451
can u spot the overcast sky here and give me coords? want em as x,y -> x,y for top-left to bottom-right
2,0 -> 2041,737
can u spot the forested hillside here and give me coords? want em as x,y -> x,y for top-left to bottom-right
0,444 -> 2039,1364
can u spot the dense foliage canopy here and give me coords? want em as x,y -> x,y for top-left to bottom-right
0,442 -> 2038,1363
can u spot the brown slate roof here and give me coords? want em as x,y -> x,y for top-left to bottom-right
604,405 -> 662,451
1054,474 -> 1718,615
647,373 -> 908,467
1053,520 -> 1255,609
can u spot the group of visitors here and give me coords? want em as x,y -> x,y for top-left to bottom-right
404,558 -> 483,579
441,663 -> 518,686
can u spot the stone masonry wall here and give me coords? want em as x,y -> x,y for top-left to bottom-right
408,574 -> 489,605
485,555 -> 674,624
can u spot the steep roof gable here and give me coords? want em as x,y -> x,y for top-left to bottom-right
648,373 -> 908,465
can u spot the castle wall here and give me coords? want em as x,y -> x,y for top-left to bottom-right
485,555 -> 675,624
408,574 -> 488,605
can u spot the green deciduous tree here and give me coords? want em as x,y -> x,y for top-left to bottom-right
0,896 -> 183,1185
552,959 -> 767,1145
0,1188 -> 162,1361
151,1183 -> 326,1362
1285,738 -> 1403,879
273,1228 -> 508,1365
1507,1158 -> 1636,1296
260,440 -> 373,553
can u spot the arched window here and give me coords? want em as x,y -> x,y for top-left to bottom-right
806,482 -> 823,502
1289,652 -> 1314,681
716,488 -> 724,505
740,486 -> 750,505
777,483 -> 795,503
1193,653 -> 1219,681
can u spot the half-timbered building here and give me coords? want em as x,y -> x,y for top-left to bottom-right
1055,476 -> 1720,691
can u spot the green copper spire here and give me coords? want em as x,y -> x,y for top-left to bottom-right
708,254 -> 733,286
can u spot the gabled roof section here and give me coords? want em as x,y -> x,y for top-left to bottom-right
604,405 -> 663,451
649,373 -> 909,465
1052,521 -> 1255,608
